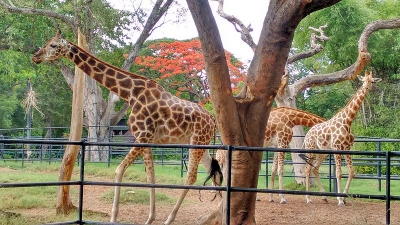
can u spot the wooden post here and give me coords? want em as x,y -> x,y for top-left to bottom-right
56,30 -> 87,214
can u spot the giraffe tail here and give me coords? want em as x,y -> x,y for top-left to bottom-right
299,153 -> 316,169
203,157 -> 223,186
199,157 -> 223,202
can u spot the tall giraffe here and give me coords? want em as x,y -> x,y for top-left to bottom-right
32,30 -> 221,225
302,71 -> 381,206
215,107 -> 325,203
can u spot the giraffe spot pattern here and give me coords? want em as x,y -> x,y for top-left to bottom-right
88,58 -> 96,66
97,63 -> 106,71
106,69 -> 115,76
79,52 -> 88,61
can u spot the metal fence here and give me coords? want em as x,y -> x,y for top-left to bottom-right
2,134 -> 400,193
1,138 -> 400,225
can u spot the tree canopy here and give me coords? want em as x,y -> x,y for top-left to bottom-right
130,38 -> 246,103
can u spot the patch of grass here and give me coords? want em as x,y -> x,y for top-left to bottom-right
0,204 -> 109,225
101,188 -> 176,205
0,210 -> 33,225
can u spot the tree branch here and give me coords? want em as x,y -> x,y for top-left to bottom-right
211,0 -> 256,52
0,0 -> 76,33
292,17 -> 400,96
121,0 -> 174,71
287,24 -> 329,64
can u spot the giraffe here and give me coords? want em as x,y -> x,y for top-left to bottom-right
265,107 -> 326,204
215,107 -> 326,203
302,71 -> 381,206
32,30 -> 222,225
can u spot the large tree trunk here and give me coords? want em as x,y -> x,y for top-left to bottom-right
56,30 -> 86,214
187,0 -> 341,224
84,76 -> 111,161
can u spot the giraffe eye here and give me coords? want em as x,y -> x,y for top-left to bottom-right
50,44 -> 57,48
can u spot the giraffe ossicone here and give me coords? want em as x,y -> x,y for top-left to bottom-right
302,71 -> 381,206
32,30 -> 222,225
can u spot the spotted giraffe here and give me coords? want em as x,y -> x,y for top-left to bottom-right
32,30 -> 221,225
303,71 -> 381,206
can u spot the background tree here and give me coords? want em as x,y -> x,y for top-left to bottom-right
0,0 -> 179,215
0,0 -> 181,161
131,38 -> 246,103
294,0 -> 400,153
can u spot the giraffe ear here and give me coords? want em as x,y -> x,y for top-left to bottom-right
55,30 -> 65,39
372,77 -> 382,83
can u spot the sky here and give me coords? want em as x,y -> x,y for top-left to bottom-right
107,0 -> 269,63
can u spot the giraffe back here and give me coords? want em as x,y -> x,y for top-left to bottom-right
129,89 -> 215,145
264,107 -> 326,147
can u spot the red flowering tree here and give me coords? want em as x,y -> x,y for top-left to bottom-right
128,38 -> 246,104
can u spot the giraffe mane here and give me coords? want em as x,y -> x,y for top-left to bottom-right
66,40 -> 159,84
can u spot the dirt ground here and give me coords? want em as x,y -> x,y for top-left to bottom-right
71,180 -> 400,225
3,167 -> 400,225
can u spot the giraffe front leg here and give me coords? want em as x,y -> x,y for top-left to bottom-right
342,154 -> 355,205
334,153 -> 345,206
305,162 -> 312,204
164,149 -> 203,225
111,147 -> 142,223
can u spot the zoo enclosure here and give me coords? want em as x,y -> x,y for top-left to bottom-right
1,128 -> 400,193
0,138 -> 400,225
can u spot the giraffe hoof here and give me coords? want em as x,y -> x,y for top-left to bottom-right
280,200 -> 287,204
338,202 -> 345,206
306,200 -> 312,204
268,199 -> 274,203
322,198 -> 328,203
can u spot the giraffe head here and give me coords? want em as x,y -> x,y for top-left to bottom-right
358,71 -> 382,88
32,30 -> 69,64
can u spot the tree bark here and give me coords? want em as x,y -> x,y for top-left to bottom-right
56,30 -> 86,214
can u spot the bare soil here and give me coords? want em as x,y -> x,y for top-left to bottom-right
2,167 -> 400,225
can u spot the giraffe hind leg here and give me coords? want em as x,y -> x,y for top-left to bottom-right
277,151 -> 287,204
142,148 -> 156,224
164,149 -> 204,225
269,152 -> 278,202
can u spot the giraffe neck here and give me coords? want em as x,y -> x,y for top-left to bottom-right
64,41 -> 163,103
335,81 -> 372,124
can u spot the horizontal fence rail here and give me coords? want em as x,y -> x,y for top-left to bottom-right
0,138 -> 400,225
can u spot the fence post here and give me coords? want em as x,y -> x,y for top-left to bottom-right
385,150 -> 391,225
78,140 -> 86,223
377,141 -> 382,192
107,125 -> 112,168
265,150 -> 269,188
180,148 -> 184,178
329,153 -> 333,192
226,145 -> 232,225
